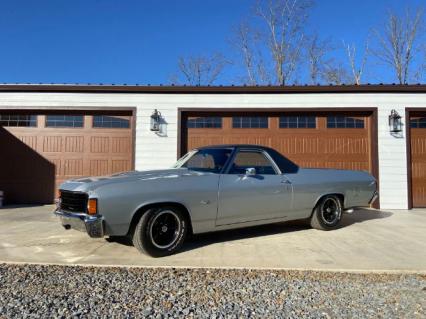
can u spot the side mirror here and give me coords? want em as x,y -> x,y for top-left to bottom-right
245,167 -> 256,176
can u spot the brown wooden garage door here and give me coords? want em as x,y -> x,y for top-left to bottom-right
0,110 -> 134,204
409,112 -> 426,207
182,110 -> 376,174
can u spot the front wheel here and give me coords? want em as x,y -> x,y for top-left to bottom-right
132,206 -> 188,257
310,195 -> 343,230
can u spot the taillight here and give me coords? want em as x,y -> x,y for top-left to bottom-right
87,198 -> 98,215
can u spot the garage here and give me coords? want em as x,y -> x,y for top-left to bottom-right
0,109 -> 135,204
408,110 -> 426,208
180,108 -> 378,183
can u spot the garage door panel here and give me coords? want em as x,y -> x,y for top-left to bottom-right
112,159 -> 131,172
90,159 -> 109,176
412,162 -> 426,178
90,136 -> 109,153
323,137 -> 369,154
0,112 -> 134,204
296,161 -> 322,168
413,187 -> 426,203
188,136 -> 225,150
49,158 -> 63,176
63,159 -> 84,176
64,136 -> 84,152
411,136 -> 426,154
410,117 -> 426,207
185,113 -> 372,175
274,137 -> 319,154
225,136 -> 273,146
111,137 -> 131,153
43,136 -> 63,152
322,161 -> 369,171
17,135 -> 38,149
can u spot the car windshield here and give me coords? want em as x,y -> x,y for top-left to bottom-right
173,148 -> 233,173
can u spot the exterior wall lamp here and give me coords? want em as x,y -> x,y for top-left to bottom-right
150,109 -> 162,132
388,109 -> 402,133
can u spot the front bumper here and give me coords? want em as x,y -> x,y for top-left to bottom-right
54,209 -> 105,238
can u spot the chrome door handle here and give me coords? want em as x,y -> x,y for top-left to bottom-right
281,179 -> 292,184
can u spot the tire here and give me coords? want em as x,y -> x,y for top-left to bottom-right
132,206 -> 188,257
310,195 -> 343,231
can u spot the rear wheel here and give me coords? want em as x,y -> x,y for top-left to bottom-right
132,206 -> 188,257
310,195 -> 343,230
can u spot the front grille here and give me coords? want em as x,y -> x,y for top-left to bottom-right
60,190 -> 88,213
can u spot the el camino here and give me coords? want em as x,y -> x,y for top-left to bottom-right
54,145 -> 378,257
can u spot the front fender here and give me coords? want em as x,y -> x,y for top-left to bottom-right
124,199 -> 193,236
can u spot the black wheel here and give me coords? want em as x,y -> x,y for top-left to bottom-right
132,206 -> 188,257
310,195 -> 343,230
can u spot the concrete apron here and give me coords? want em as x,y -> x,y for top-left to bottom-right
0,205 -> 425,273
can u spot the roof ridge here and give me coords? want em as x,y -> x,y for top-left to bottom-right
0,83 -> 425,93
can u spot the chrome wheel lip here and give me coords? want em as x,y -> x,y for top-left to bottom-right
149,210 -> 181,249
320,198 -> 341,225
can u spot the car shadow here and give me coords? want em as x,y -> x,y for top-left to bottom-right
106,208 -> 393,253
182,221 -> 309,253
105,236 -> 134,246
180,209 -> 392,253
339,208 -> 392,228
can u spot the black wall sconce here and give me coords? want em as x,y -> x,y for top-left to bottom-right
150,109 -> 162,131
388,109 -> 402,133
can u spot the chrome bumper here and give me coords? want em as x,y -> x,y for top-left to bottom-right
54,209 -> 104,238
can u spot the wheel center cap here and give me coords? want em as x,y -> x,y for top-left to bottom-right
161,225 -> 168,233
326,208 -> 331,213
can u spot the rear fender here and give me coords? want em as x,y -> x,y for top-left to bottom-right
312,193 -> 345,214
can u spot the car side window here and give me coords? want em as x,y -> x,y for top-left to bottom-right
228,151 -> 277,175
180,149 -> 232,173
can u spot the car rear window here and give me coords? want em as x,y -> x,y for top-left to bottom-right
229,151 -> 276,175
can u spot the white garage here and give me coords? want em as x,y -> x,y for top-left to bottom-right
0,83 -> 425,209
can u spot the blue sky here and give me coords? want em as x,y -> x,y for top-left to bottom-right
0,0 -> 424,85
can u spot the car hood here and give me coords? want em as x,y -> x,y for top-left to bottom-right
59,168 -> 195,193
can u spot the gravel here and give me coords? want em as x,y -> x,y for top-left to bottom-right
0,264 -> 425,318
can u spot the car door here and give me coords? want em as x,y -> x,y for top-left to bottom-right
216,149 -> 293,226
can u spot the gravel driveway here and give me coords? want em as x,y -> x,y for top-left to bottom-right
0,264 -> 424,318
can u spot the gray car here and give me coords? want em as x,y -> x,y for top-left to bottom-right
54,145 -> 378,257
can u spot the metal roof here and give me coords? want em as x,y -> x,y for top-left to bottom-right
0,83 -> 426,93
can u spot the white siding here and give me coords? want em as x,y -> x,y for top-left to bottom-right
0,91 -> 425,209
377,106 -> 408,209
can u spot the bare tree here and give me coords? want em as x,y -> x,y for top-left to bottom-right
233,0 -> 313,85
233,21 -> 266,85
371,8 -> 424,84
420,43 -> 426,81
172,53 -> 230,86
234,22 -> 255,85
321,62 -> 351,85
307,34 -> 332,84
256,0 -> 313,85
343,40 -> 369,85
